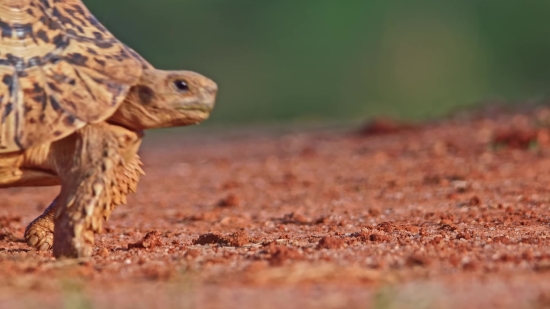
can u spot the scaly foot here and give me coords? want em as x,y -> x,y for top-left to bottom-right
25,199 -> 56,251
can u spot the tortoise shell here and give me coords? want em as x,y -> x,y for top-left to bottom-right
0,0 -> 145,153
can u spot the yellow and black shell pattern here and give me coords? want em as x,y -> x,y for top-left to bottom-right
0,0 -> 144,153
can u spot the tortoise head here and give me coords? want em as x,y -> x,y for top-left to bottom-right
108,69 -> 218,130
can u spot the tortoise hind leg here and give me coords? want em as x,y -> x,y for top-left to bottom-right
50,123 -> 121,258
25,197 -> 57,251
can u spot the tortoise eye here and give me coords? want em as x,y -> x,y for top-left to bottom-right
174,80 -> 189,91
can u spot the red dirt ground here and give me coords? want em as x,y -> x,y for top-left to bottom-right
3,107 -> 550,308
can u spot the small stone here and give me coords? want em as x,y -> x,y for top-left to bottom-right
99,248 -> 110,258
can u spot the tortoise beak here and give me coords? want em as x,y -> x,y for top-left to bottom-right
199,79 -> 217,111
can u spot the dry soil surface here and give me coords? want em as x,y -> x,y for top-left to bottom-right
2,107 -> 550,309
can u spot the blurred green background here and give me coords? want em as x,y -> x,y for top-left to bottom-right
85,0 -> 550,126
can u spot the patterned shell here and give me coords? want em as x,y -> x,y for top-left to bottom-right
0,0 -> 144,153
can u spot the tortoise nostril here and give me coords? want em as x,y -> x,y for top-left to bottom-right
206,81 -> 218,95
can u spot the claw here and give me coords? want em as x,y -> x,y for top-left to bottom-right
39,242 -> 50,251
27,235 -> 38,247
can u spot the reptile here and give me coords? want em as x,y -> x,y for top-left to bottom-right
0,0 -> 218,258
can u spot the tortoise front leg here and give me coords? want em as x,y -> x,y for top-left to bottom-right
24,152 -> 144,252
49,123 -> 123,258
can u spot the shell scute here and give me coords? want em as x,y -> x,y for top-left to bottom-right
0,0 -> 143,153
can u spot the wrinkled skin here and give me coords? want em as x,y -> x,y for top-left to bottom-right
0,69 -> 217,258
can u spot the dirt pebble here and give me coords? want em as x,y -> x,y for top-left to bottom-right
128,231 -> 163,250
317,236 -> 345,249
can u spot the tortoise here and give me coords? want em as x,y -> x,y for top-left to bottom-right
0,0 -> 218,258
